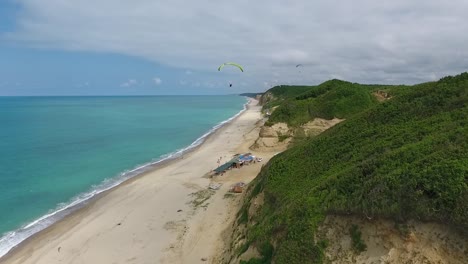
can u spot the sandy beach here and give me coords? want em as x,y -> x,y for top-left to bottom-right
0,99 -> 275,264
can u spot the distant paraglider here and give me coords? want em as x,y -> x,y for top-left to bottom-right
296,64 -> 303,73
218,62 -> 244,87
218,62 -> 244,72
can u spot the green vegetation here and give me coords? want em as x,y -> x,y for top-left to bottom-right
266,85 -> 313,100
277,134 -> 290,142
189,189 -> 214,208
264,80 -> 408,127
236,73 -> 468,263
262,85 -> 314,110
349,225 -> 367,253
395,222 -> 411,237
240,242 -> 274,264
267,99 -> 311,127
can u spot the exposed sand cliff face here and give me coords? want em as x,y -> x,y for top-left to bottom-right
251,123 -> 292,152
225,193 -> 468,264
301,118 -> 344,137
250,118 -> 344,152
317,215 -> 468,264
373,90 -> 392,102
258,91 -> 276,106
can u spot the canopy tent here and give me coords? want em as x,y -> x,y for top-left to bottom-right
213,153 -> 256,174
214,158 -> 239,173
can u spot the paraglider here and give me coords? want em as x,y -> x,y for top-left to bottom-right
296,64 -> 303,73
218,62 -> 244,72
218,62 -> 244,87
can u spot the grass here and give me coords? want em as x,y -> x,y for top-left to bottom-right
189,189 -> 214,208
233,72 -> 468,263
278,134 -> 290,142
394,222 -> 411,238
266,80 -> 383,127
349,225 -> 367,253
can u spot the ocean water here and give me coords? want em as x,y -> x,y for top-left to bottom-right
0,95 -> 246,256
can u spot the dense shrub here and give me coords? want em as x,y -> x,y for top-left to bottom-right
239,73 -> 468,263
267,80 -> 385,126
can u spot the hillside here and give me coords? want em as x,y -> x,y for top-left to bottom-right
264,80 -> 407,127
226,73 -> 468,263
239,93 -> 264,99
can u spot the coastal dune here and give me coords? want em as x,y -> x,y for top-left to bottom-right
1,99 -> 273,264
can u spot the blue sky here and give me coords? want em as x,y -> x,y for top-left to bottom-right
1,0 -> 468,95
0,47 -> 231,95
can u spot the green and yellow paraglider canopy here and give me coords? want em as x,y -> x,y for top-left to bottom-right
218,62 -> 244,72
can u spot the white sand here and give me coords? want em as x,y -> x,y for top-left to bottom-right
0,99 -> 275,264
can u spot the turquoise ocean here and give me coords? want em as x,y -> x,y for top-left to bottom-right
0,95 -> 247,256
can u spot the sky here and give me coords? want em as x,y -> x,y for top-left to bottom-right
1,0 -> 468,95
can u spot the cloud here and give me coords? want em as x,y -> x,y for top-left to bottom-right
153,77 -> 162,85
271,49 -> 309,65
5,0 -> 468,85
185,70 -> 192,75
120,79 -> 137,87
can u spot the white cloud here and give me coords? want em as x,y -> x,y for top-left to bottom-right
271,49 -> 309,65
185,70 -> 192,75
5,0 -> 468,85
120,79 -> 137,87
153,77 -> 162,85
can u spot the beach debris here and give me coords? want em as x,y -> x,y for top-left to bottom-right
224,193 -> 235,199
230,182 -> 246,193
177,209 -> 183,212
233,186 -> 243,193
57,246 -> 61,252
201,257 -> 208,261
234,182 -> 246,188
208,183 -> 222,190
117,222 -> 122,226
189,189 -> 215,208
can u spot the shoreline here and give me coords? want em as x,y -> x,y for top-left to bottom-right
0,98 -> 249,260
0,98 -> 272,264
